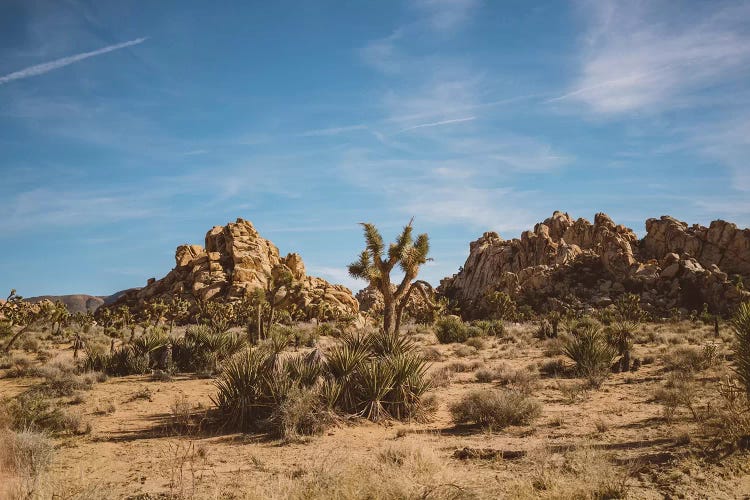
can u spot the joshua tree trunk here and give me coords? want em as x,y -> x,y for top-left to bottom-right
714,316 -> 720,338
4,326 -> 32,353
620,349 -> 631,372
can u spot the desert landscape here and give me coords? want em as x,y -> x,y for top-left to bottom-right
3,1 -> 750,499
2,213 -> 750,499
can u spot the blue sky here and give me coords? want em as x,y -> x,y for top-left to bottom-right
1,0 -> 749,297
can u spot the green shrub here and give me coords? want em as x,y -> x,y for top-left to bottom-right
449,389 -> 541,429
562,322 -> 616,386
472,320 -> 505,337
434,316 -> 478,343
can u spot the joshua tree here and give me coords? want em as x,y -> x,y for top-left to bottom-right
348,219 -> 430,335
165,297 -> 190,334
2,290 -> 52,352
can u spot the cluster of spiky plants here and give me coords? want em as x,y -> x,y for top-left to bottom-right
83,344 -> 150,376
562,319 -> 616,387
83,325 -> 246,377
171,324 -> 246,374
212,328 -> 432,437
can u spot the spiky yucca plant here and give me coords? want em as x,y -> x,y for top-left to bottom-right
731,302 -> 750,395
563,322 -> 616,386
212,349 -> 278,431
355,359 -> 395,421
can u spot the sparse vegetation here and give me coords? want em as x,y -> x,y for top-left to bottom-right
450,389 -> 542,430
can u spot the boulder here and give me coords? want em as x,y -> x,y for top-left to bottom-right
439,212 -> 750,318
104,218 -> 359,320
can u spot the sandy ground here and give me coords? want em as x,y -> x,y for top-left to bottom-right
2,320 -> 750,499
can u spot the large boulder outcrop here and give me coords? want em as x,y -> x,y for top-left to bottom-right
439,212 -> 750,318
106,218 -> 359,320
642,216 -> 750,278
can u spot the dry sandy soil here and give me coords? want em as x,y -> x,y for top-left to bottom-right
2,320 -> 750,499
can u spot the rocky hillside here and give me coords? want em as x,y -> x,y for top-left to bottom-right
25,294 -> 109,313
106,218 -> 359,320
439,212 -> 750,318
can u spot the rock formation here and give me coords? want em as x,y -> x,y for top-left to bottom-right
106,218 -> 359,320
439,212 -> 750,318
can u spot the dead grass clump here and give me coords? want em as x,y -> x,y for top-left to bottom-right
509,446 -> 629,499
538,357 -> 567,377
4,355 -> 34,378
555,380 -> 588,404
428,366 -> 454,387
450,389 -> 542,430
262,443 -> 450,500
270,386 -> 337,442
3,393 -> 90,435
37,365 -> 97,397
653,372 -> 698,421
464,337 -> 486,350
495,365 -> 540,394
662,346 -> 710,373
474,367 -> 496,383
0,428 -> 54,499
420,346 -> 443,362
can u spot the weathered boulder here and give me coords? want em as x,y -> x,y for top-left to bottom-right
643,216 -> 750,278
440,212 -> 750,318
106,218 -> 358,320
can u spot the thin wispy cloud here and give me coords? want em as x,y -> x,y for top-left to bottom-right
397,116 -> 476,133
0,37 -> 148,85
559,2 -> 750,114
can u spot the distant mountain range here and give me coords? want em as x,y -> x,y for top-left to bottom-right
25,289 -> 138,314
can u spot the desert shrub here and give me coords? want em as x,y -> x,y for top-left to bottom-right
605,320 -> 637,372
428,366 -> 454,387
709,379 -> 750,447
0,428 -> 54,496
433,316 -> 477,344
84,345 -> 149,376
290,327 -> 319,348
450,389 -> 541,430
270,385 -> 336,441
20,336 -> 40,353
474,367 -> 496,383
212,349 -> 280,431
483,291 -> 518,321
495,365 -> 540,395
539,357 -> 567,377
472,320 -> 505,337
314,322 -> 339,338
2,392 -> 88,435
3,354 -> 37,378
420,346 -> 442,362
464,337 -> 486,350
731,302 -> 750,395
561,322 -> 616,387
662,346 -> 709,374
653,371 -> 698,421
36,365 -> 96,397
614,293 -> 647,322
370,329 -> 416,356
214,332 -> 432,432
536,320 -> 554,339
172,326 -> 247,375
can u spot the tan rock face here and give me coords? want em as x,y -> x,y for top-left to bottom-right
440,212 -> 750,318
643,216 -> 750,278
106,218 -> 358,320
